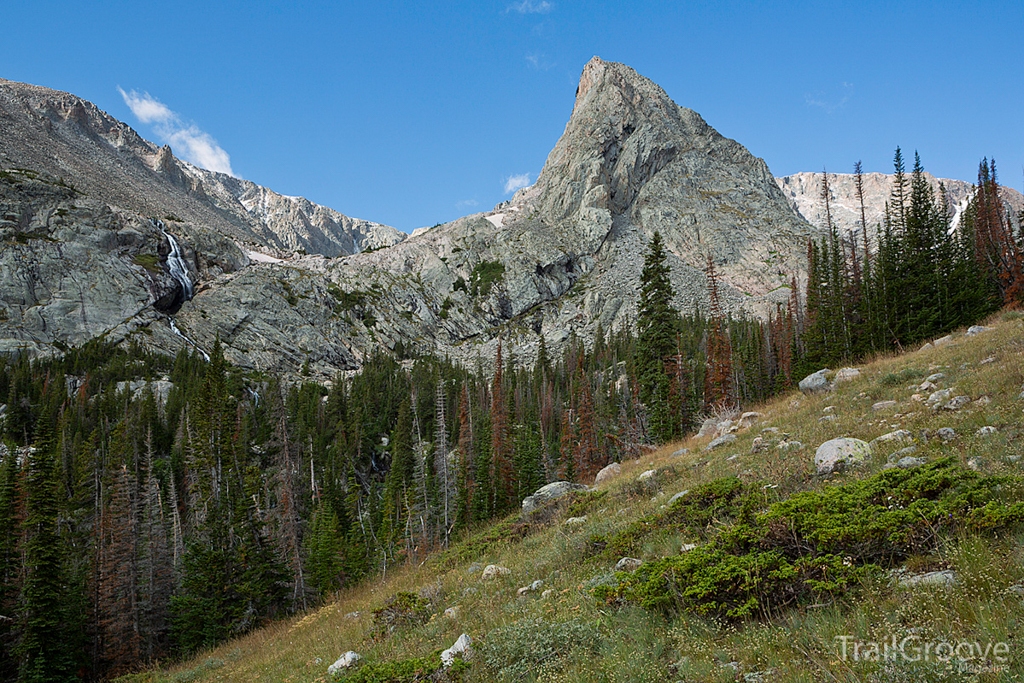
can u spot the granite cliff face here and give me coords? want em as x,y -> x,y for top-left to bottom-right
1,58 -> 816,377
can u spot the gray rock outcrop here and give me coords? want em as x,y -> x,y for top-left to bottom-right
814,437 -> 871,475
798,369 -> 831,394
521,481 -> 588,513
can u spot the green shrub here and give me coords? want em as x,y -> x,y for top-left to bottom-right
477,617 -> 601,681
133,253 -> 162,273
469,261 -> 505,297
878,367 -> 925,387
599,459 -> 1024,620
371,592 -> 432,638
332,650 -> 467,682
598,477 -> 756,558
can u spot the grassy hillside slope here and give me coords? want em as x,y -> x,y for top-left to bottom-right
127,312 -> 1024,683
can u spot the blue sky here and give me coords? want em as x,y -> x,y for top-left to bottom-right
3,1 -> 1021,232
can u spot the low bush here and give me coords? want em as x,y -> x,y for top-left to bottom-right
598,459 -> 1024,620
332,650 -> 467,683
371,592 -> 432,638
477,617 -> 601,681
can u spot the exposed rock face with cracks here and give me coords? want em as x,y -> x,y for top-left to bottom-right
0,58 -> 815,377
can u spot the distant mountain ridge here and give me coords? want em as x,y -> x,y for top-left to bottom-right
776,171 -> 1024,238
0,78 -> 405,257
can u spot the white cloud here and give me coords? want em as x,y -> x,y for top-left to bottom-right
118,88 -> 235,176
804,83 -> 853,115
503,173 -> 532,194
508,0 -> 553,13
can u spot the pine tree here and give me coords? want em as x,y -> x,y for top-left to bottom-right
18,422 -> 76,682
636,232 -> 679,442
704,256 -> 735,409
489,343 -> 513,512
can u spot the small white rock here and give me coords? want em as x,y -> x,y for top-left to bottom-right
441,633 -> 472,668
615,557 -> 643,572
327,651 -> 362,674
975,426 -> 997,437
481,564 -> 511,579
637,469 -> 657,482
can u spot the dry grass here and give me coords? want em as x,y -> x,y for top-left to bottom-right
128,311 -> 1024,683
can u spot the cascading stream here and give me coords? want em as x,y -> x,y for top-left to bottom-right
153,220 -> 209,361
169,319 -> 210,362
154,219 -> 194,300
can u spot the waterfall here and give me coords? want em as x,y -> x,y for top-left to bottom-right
169,318 -> 210,362
154,219 -> 194,300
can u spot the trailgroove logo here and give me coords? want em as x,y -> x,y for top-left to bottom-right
835,635 -> 1010,665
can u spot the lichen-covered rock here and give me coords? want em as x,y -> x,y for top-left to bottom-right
615,557 -> 643,572
814,437 -> 871,475
798,369 -> 831,394
521,481 -> 588,513
594,461 -> 621,485
481,565 -> 511,580
833,367 -> 861,383
705,433 -> 737,451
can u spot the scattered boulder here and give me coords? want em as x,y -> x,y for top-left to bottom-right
935,427 -> 956,442
441,633 -> 472,668
873,429 -> 912,445
615,557 -> 643,572
897,570 -> 957,589
761,427 -> 780,435
798,369 -> 831,394
933,335 -> 953,347
750,437 -> 765,454
564,516 -> 587,527
738,411 -> 761,428
965,325 -> 991,336
444,606 -> 461,619
926,388 -> 953,406
819,415 -> 837,423
517,580 -> 543,596
466,563 -> 483,574
594,462 -> 621,485
976,426 -> 997,437
814,437 -> 871,475
887,446 -> 918,462
343,611 -> 361,620
823,406 -> 836,414
697,417 -> 719,438
327,651 -> 362,674
979,356 -> 996,365
967,457 -> 983,471
974,395 -> 991,406
671,448 -> 688,457
920,342 -> 933,351
926,372 -> 945,383
637,469 -> 657,482
942,396 -> 971,411
705,434 -> 736,451
918,380 -> 937,392
541,589 -> 554,599
521,481 -> 588,513
667,490 -> 689,506
481,564 -> 511,580
894,456 -> 926,469
776,440 -> 804,452
680,543 -> 698,552
834,367 -> 861,383
871,400 -> 898,412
